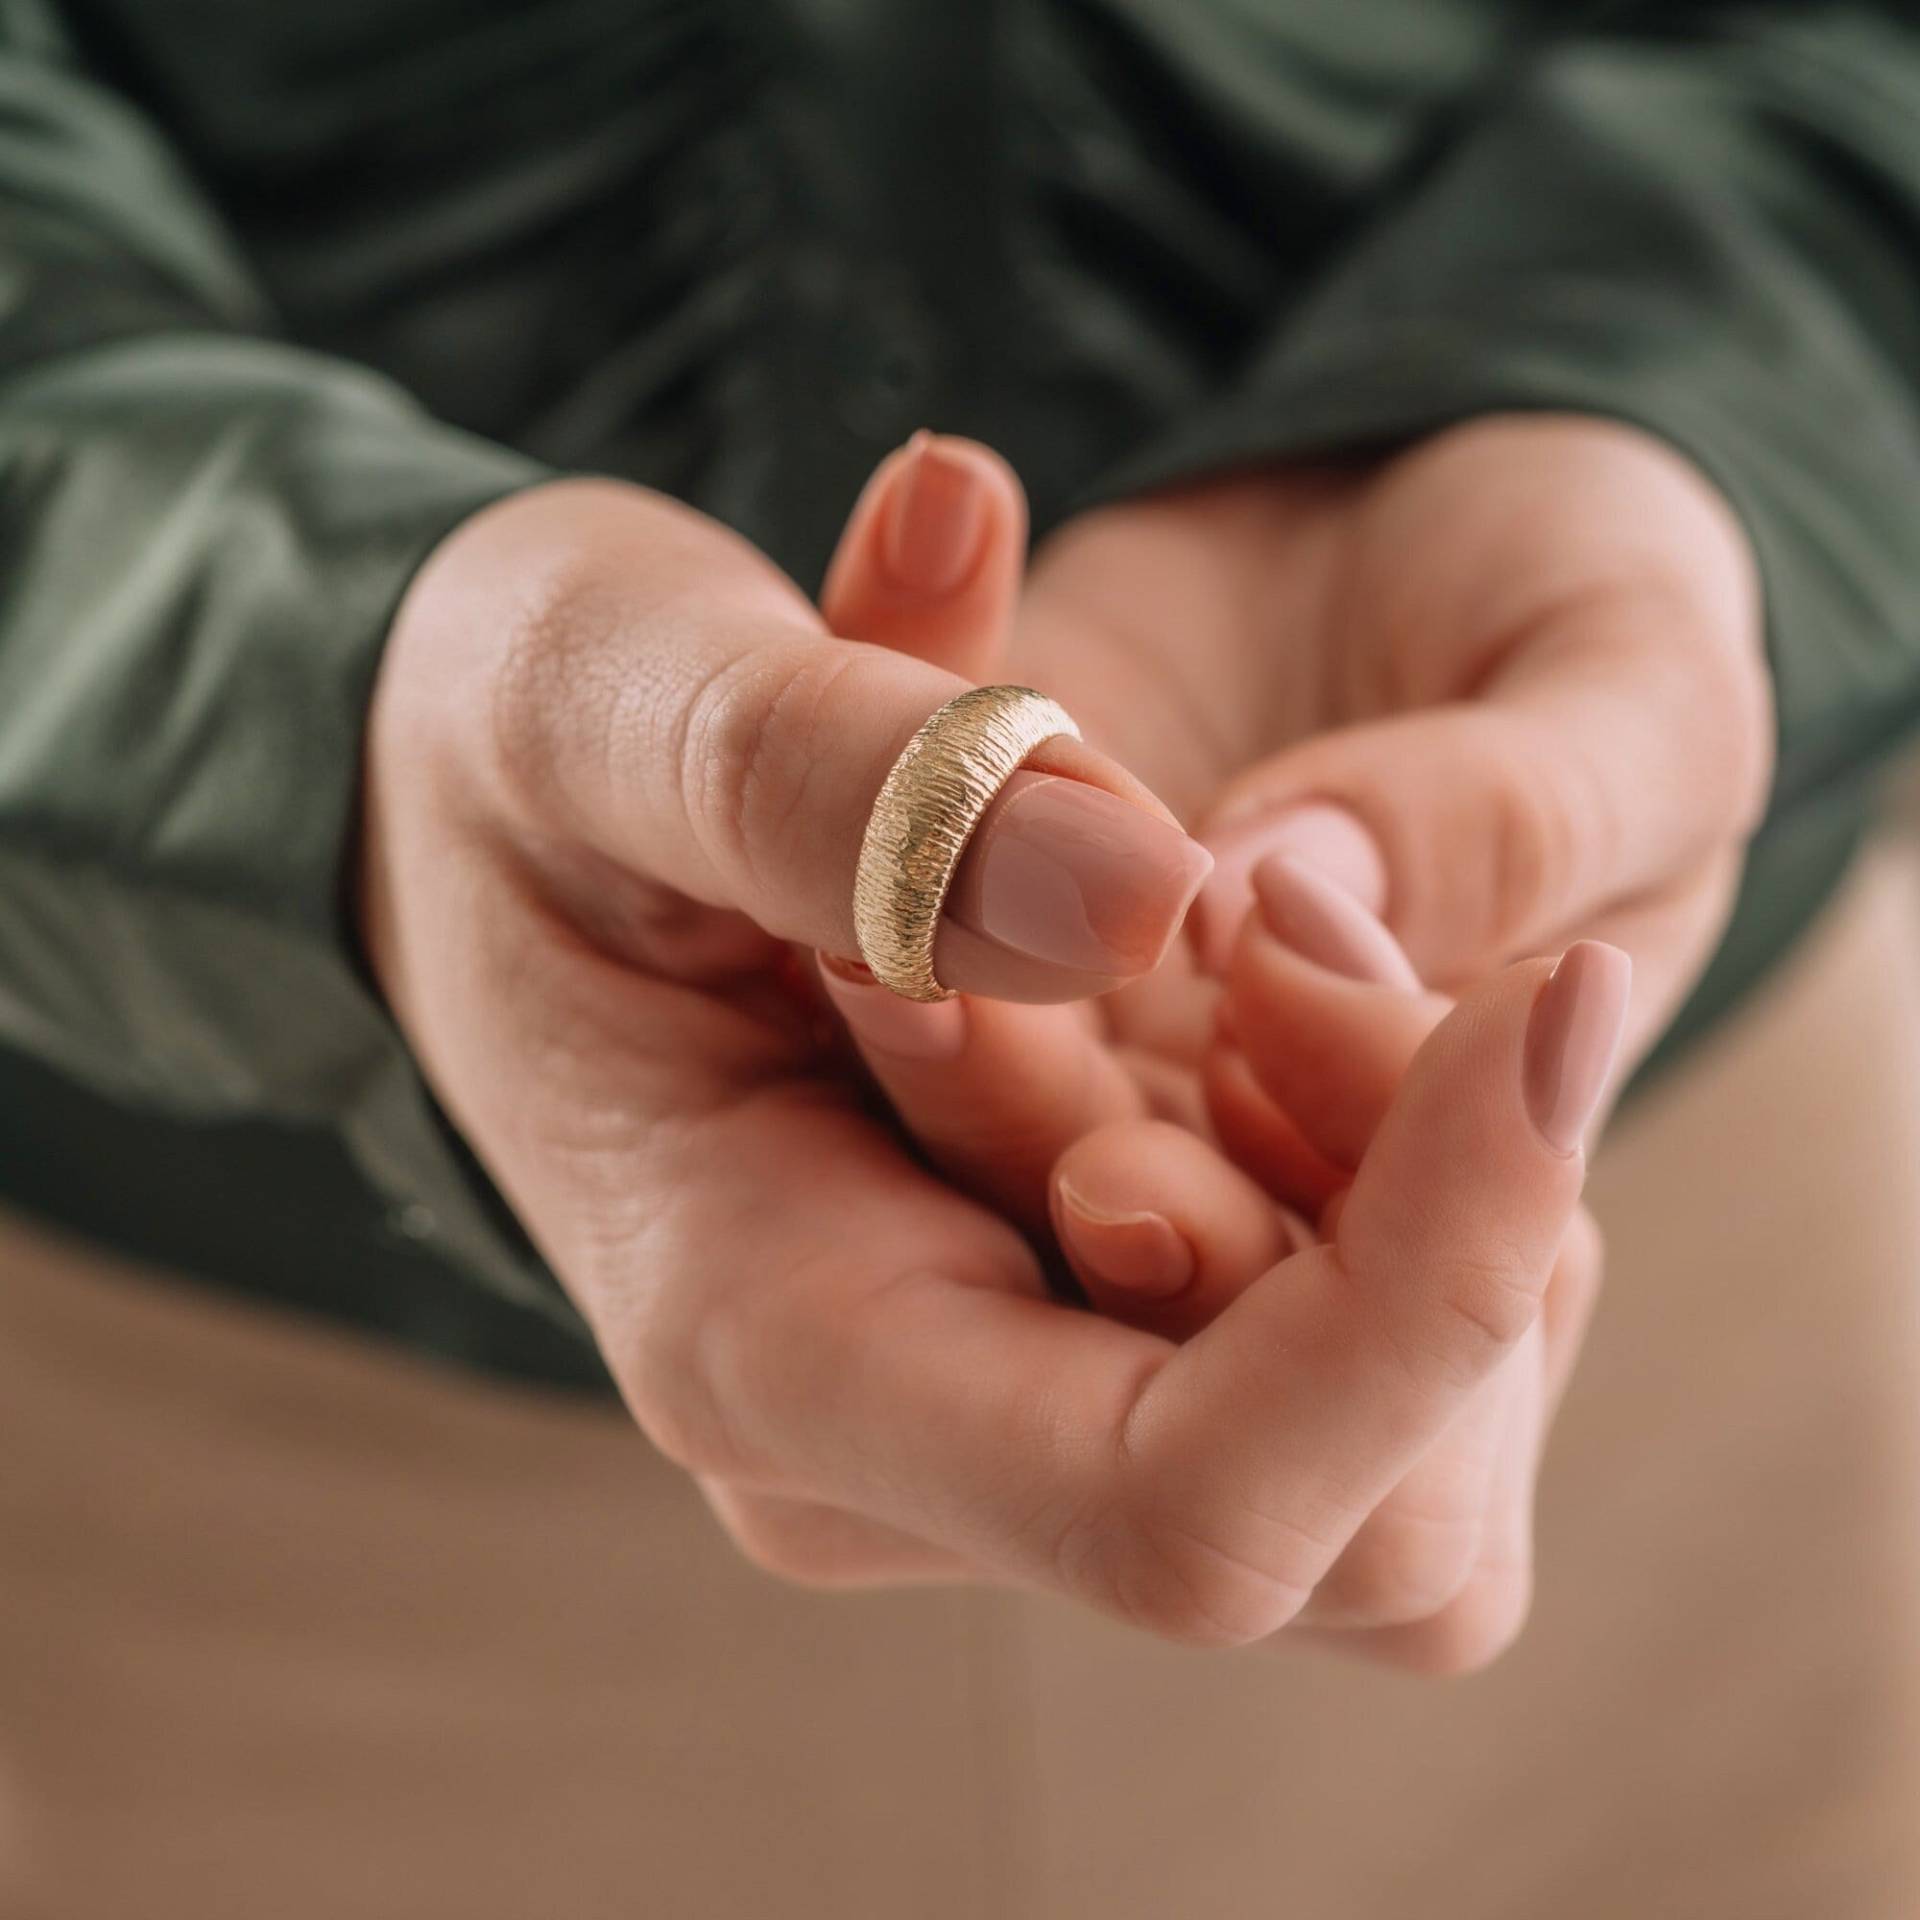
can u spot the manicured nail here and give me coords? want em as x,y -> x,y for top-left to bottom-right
880,432 -> 990,597
1053,1181 -> 1195,1298
1250,852 -> 1419,989
1523,941 -> 1632,1154
818,952 -> 968,1059
944,771 -> 1214,979
1191,802 -> 1387,973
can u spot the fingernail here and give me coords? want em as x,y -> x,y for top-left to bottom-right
818,952 -> 968,1060
1250,852 -> 1419,989
1053,1181 -> 1195,1298
1191,803 -> 1387,974
944,771 -> 1214,979
880,432 -> 990,597
1522,940 -> 1632,1155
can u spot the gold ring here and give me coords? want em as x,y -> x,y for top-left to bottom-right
853,685 -> 1081,1001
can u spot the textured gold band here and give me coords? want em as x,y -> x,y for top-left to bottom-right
853,685 -> 1081,1001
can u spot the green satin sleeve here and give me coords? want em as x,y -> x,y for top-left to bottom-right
0,7 -> 579,1330
1098,1 -> 1920,1058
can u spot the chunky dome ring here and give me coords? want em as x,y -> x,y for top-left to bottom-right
851,684 -> 1081,1001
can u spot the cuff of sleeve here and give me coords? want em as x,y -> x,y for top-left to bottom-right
0,332 -> 581,1328
1080,48 -> 1920,1054
1088,294 -> 1914,818
1089,34 -> 1920,824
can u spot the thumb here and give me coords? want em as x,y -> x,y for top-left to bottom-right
1188,591 -> 1769,986
443,480 -> 1210,1004
819,431 -> 1026,680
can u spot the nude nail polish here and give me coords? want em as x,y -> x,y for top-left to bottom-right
818,952 -> 968,1059
880,433 -> 990,597
1053,1182 -> 1195,1297
1250,852 -> 1419,989
1523,941 -> 1633,1154
1192,801 -> 1388,974
943,771 -> 1213,980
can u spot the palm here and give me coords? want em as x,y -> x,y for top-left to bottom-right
1010,418 -> 1762,1133
367,437 -> 1659,1651
1004,468 -> 1360,1129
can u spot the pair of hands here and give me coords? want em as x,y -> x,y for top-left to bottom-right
361,415 -> 1770,1670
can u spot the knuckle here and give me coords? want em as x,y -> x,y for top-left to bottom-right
481,538 -> 634,829
1389,1567 -> 1534,1677
617,1279 -> 753,1479
485,594 -> 578,820
713,1499 -> 810,1583
1317,1512 -> 1483,1627
1639,488 -> 1775,842
1432,1253 -> 1547,1375
1618,594 -> 1774,855
554,1116 -> 771,1483
1081,1508 -> 1316,1649
1561,1205 -> 1605,1278
714,1498 -> 860,1592
1366,1250 -> 1542,1400
1554,1208 -> 1606,1317
682,644 -> 855,894
1482,731 -> 1585,951
623,1350 -> 734,1476
1698,641 -> 1777,840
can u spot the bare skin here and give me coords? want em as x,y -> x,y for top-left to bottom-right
360,414 -> 1767,1670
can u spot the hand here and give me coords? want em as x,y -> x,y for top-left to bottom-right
1016,414 -> 1772,1087
1054,858 -> 1615,1670
357,458 -> 1619,1650
815,417 -> 1766,1663
852,416 -> 1767,1229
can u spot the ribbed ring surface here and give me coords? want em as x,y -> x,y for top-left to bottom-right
852,685 -> 1081,1001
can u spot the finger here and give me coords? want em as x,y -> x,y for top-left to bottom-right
1540,1204 -> 1605,1417
816,953 -> 1145,1231
1112,944 -> 1630,1637
1216,855 -> 1556,1630
1300,1332 -> 1544,1674
818,432 -> 1027,679
698,1480 -> 992,1591
458,481 -> 1210,1004
1569,852 -> 1742,1079
1048,1119 -> 1302,1337
595,1075 -> 1167,1564
1222,852 -> 1449,1173
1052,1107 -> 1514,1634
1222,852 -> 1669,1207
1191,801 -> 1387,974
814,440 -> 1142,1221
1047,1101 -> 1524,1634
1204,879 -> 1540,1639
1098,945 -> 1221,1094
629,944 -> 1625,1647
1192,584 -> 1769,988
1201,1044 -> 1350,1220
1313,1208 -> 1600,1643
1294,1337 -> 1525,1631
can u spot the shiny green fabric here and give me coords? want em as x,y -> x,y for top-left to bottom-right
2,0 -> 1917,1390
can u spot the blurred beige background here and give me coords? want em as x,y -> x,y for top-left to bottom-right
5,837 -> 1920,1919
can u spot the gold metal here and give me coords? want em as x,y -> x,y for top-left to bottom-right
853,685 -> 1081,1001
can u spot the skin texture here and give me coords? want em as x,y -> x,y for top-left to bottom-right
1022,415 -> 1770,1081
360,414 -> 1769,1671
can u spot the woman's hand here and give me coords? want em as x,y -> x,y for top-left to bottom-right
812,415 -> 1767,1663
1015,413 -> 1772,1093
1055,855 -> 1616,1670
358,464 -> 1205,1574
357,457 -> 1620,1649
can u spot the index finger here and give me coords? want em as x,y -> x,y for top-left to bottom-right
626,945 -> 1625,1645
